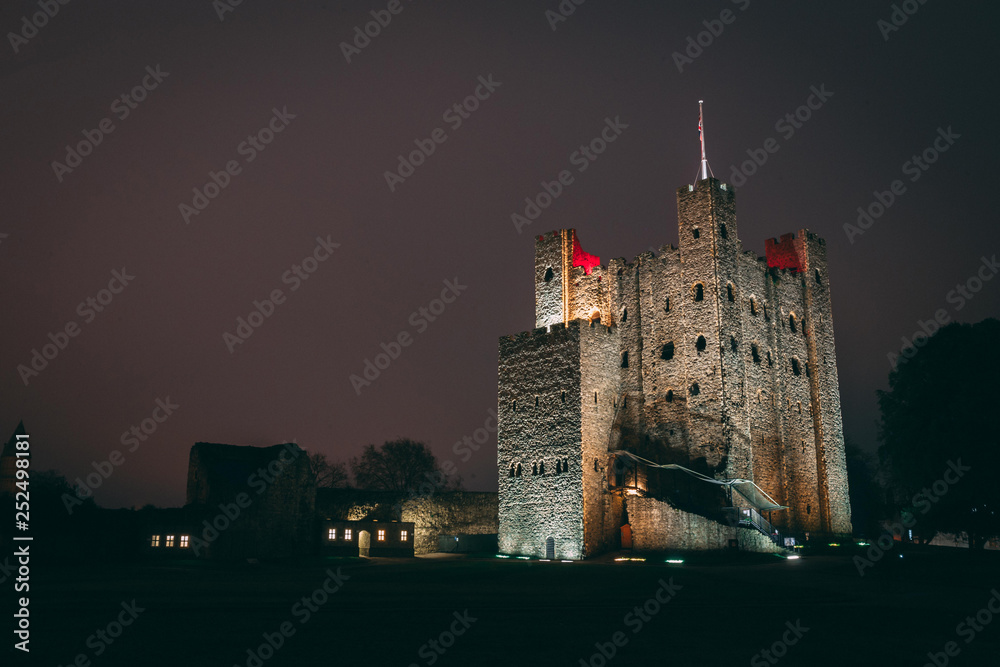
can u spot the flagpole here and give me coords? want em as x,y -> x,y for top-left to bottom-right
698,100 -> 710,181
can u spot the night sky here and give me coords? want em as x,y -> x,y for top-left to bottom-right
1,0 -> 997,510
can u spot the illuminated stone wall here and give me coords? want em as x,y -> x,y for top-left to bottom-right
498,176 -> 852,558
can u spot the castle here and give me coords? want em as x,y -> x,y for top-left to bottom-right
497,175 -> 852,560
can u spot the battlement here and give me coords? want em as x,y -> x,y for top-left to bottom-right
765,233 -> 805,272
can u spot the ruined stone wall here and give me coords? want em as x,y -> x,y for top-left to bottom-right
498,322 -> 585,559
736,251 -> 785,510
627,497 -> 783,554
186,443 -> 315,559
401,492 -> 499,555
799,233 -> 852,534
580,321 -> 622,556
770,267 -> 822,532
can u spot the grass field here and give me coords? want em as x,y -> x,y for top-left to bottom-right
19,545 -> 1000,666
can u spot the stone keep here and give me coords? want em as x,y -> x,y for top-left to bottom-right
497,177 -> 852,559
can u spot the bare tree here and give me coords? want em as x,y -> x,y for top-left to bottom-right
308,452 -> 349,488
351,438 -> 459,495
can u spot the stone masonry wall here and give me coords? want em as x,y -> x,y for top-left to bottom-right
401,491 -> 499,555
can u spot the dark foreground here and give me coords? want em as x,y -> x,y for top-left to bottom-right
14,546 -> 1000,667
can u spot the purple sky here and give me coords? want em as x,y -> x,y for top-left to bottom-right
1,0 -> 997,509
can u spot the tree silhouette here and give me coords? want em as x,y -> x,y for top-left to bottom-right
878,319 -> 1000,548
351,438 -> 458,495
308,452 -> 349,488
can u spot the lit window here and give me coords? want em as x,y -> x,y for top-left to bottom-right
180,535 -> 189,548
377,529 -> 386,541
344,529 -> 352,540
150,535 -> 160,547
401,530 -> 408,541
328,528 -> 337,541
165,535 -> 175,548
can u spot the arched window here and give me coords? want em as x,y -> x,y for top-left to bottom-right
621,351 -> 629,368
815,269 -> 821,285
720,223 -> 728,240
767,351 -> 774,367
661,342 -> 675,360
730,336 -> 738,352
509,465 -> 515,477
694,283 -> 704,302
751,344 -> 761,364
563,458 -> 568,471
539,462 -> 545,475
806,504 -> 811,515
556,460 -> 562,474
695,335 -> 707,352
791,358 -> 801,376
693,228 -> 701,239
544,267 -> 554,282
750,298 -> 757,315
789,314 -> 797,333
689,383 -> 700,396
621,308 -> 627,323
532,463 -> 538,476
561,391 -> 566,403
666,390 -> 674,402
516,464 -> 522,477
727,284 -> 735,302
665,297 -> 671,313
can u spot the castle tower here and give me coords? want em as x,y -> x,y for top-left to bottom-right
497,121 -> 852,559
674,177 -> 750,475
